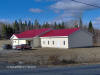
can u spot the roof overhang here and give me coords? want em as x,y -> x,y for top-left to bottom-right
10,34 -> 18,40
40,36 -> 68,38
18,38 -> 33,40
10,34 -> 33,40
69,29 -> 93,37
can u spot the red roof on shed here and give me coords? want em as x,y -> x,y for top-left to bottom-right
14,28 -> 51,38
41,28 -> 80,37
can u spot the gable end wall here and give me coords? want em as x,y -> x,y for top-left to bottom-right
68,30 -> 93,48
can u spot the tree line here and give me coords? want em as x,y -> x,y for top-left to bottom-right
0,19 -> 94,39
0,19 -> 66,39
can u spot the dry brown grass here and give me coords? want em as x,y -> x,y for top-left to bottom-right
0,40 -> 100,65
0,47 -> 100,65
0,40 -> 11,47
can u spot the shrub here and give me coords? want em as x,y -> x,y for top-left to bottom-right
48,55 -> 61,65
61,59 -> 76,64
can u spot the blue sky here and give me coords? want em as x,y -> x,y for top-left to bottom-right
0,0 -> 100,28
0,0 -> 58,23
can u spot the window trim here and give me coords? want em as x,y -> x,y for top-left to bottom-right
63,41 -> 65,45
48,41 -> 49,45
52,41 -> 54,45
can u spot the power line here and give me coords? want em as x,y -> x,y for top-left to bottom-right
71,0 -> 100,8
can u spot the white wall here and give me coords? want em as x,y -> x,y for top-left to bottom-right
10,35 -> 18,39
41,37 -> 68,48
69,30 -> 93,48
12,40 -> 26,47
11,35 -> 27,48
33,37 -> 41,48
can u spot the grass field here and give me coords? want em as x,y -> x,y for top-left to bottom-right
0,47 -> 100,65
0,40 -> 11,48
0,40 -> 100,65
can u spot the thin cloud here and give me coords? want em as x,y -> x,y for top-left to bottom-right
0,19 -> 9,23
29,8 -> 43,13
0,19 -> 11,24
50,0 -> 100,22
93,17 -> 100,25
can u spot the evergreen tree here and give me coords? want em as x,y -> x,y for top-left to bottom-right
45,22 -> 50,28
6,25 -> 14,38
22,20 -> 27,31
24,20 -> 27,25
1,24 -> 14,39
28,20 -> 32,30
74,20 -> 79,28
61,22 -> 65,29
42,23 -> 45,28
62,22 -> 64,26
19,19 -> 23,32
58,23 -> 61,29
24,20 -> 28,30
1,24 -> 7,38
13,20 -> 19,33
74,24 -> 79,28
88,21 -> 94,33
42,22 -> 50,28
54,22 -> 57,29
31,22 -> 34,29
34,19 -> 40,29
56,23 -> 61,29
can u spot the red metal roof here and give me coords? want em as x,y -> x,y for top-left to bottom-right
14,28 -> 80,38
41,28 -> 80,37
14,28 -> 51,38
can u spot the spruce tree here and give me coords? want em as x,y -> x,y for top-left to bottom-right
2,24 -> 7,38
57,23 -> 61,29
54,22 -> 57,29
79,18 -> 83,28
61,22 -> 65,29
19,19 -> 23,32
13,20 -> 19,33
24,20 -> 28,30
44,22 -> 50,28
74,24 -> 79,28
6,25 -> 14,38
28,20 -> 32,30
22,20 -> 27,31
34,19 -> 40,29
88,21 -> 94,33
